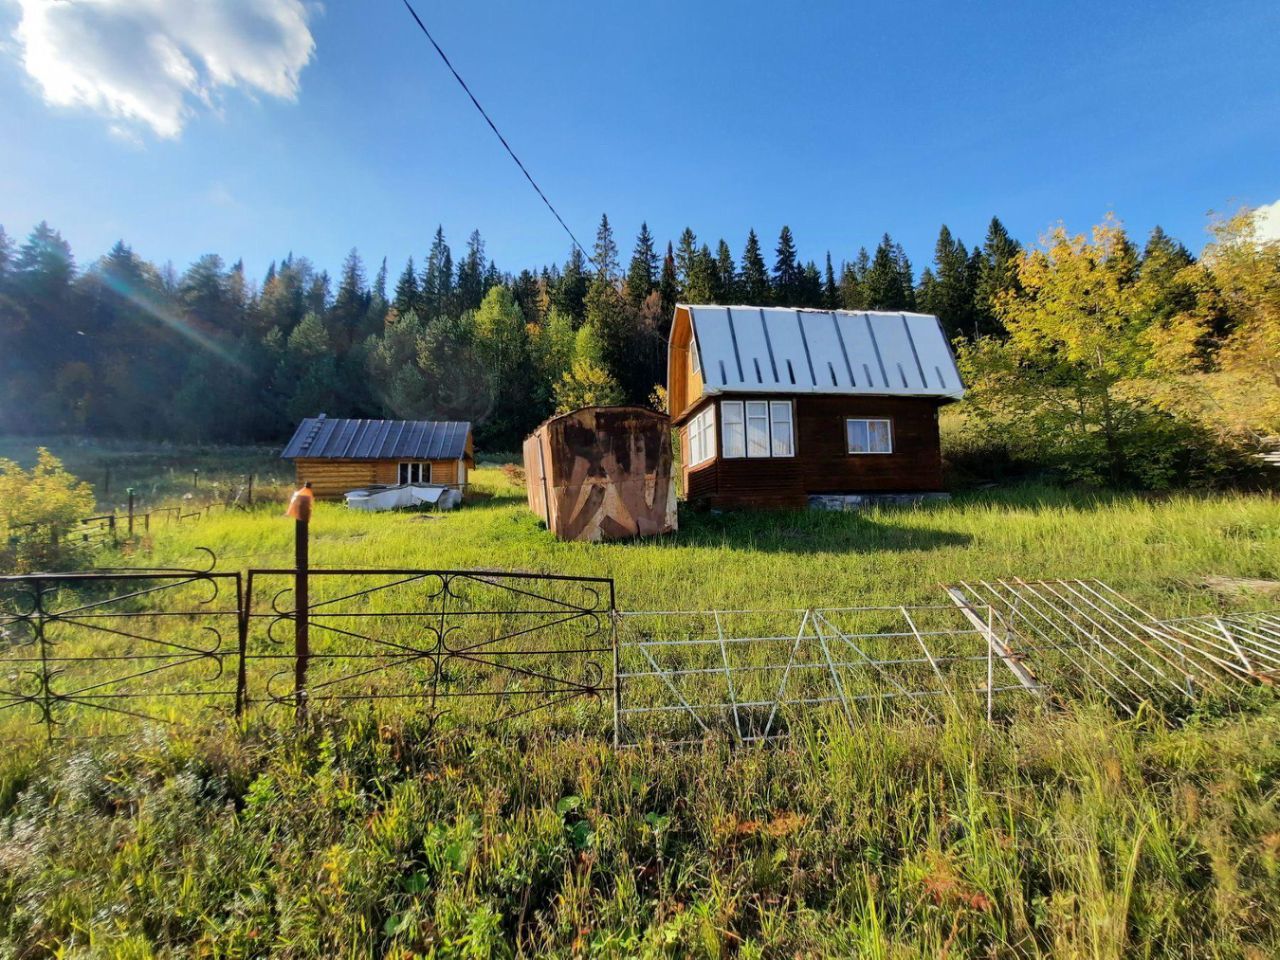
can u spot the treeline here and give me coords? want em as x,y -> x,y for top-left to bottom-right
1,210 -> 1275,481
0,215 -> 1022,450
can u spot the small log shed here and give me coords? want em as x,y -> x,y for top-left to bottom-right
523,406 -> 677,542
281,415 -> 474,499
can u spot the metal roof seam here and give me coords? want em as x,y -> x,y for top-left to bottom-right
902,314 -> 929,389
796,311 -> 818,386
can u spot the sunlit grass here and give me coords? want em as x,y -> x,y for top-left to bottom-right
3,456 -> 1280,955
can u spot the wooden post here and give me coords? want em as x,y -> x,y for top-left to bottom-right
108,513 -> 117,544
295,514 -> 309,721
127,489 -> 135,536
192,468 -> 199,492
247,474 -> 254,506
285,482 -> 314,723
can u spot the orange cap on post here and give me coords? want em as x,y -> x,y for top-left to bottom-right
285,482 -> 314,521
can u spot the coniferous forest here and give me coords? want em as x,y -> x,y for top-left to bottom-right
1,211 -> 1276,481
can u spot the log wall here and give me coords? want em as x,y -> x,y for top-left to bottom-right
293,458 -> 463,499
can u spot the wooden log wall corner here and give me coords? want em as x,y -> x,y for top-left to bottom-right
522,406 -> 677,542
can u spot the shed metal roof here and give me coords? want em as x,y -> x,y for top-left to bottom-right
280,417 -> 471,461
681,305 -> 965,400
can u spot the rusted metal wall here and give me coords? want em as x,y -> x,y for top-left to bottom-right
523,406 -> 677,542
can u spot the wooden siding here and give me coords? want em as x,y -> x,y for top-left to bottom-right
667,306 -> 703,422
294,458 -> 464,499
678,394 -> 945,509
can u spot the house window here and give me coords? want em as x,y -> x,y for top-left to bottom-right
398,462 -> 431,483
688,406 -> 716,466
721,401 -> 746,458
690,335 -> 702,376
720,400 -> 795,458
770,401 -> 794,457
846,418 -> 893,454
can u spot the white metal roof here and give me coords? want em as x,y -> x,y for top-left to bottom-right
680,305 -> 965,400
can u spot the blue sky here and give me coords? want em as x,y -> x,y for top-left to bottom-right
1,0 -> 1277,282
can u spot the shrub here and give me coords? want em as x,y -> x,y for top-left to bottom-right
0,448 -> 96,572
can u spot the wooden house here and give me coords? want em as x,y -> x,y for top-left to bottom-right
668,305 -> 965,509
523,406 -> 677,541
280,415 -> 473,499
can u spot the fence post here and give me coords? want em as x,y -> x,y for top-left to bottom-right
127,489 -> 135,536
192,468 -> 199,492
287,486 -> 313,723
247,473 -> 254,506
108,513 -> 117,545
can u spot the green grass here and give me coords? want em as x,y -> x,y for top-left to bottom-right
3,453 -> 1280,957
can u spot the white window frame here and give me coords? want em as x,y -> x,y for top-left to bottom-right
398,462 -> 432,483
719,399 -> 795,459
846,418 -> 893,455
687,406 -> 716,467
721,401 -> 746,458
769,401 -> 794,457
745,401 -> 770,458
689,334 -> 702,376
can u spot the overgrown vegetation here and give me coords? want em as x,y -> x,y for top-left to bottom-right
956,212 -> 1279,488
0,448 -> 95,571
2,459 -> 1279,955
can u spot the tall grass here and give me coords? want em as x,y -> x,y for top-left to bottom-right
2,459 -> 1280,956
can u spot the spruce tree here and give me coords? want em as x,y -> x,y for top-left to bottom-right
421,226 -> 453,318
393,257 -> 420,319
801,261 -> 824,307
553,245 -> 589,325
929,225 -> 975,338
675,228 -> 699,294
839,261 -> 865,310
714,240 -> 737,303
592,214 -> 619,285
823,253 -> 838,309
740,229 -> 770,305
894,243 -> 916,310
684,244 -> 718,304
863,235 -> 905,310
625,222 -> 658,305
658,242 -> 679,316
455,229 -> 487,312
974,216 -> 1022,338
772,226 -> 801,306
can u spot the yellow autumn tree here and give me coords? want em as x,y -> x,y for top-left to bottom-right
0,448 -> 96,571
959,218 -> 1229,486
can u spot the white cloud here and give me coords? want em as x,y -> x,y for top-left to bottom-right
1253,199 -> 1280,242
11,0 -> 315,139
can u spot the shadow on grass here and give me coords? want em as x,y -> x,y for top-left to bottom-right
658,507 -> 973,554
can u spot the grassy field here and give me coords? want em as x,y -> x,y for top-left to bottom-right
3,452 -> 1280,957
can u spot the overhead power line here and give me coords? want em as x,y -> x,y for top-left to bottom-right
398,0 -> 595,266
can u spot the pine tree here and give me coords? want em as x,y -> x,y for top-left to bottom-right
801,261 -> 824,307
772,226 -> 801,306
839,260 -> 866,310
393,257 -> 420,318
592,214 -> 619,285
740,229 -> 770,305
624,222 -> 658,305
714,240 -> 737,303
511,269 -> 543,327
